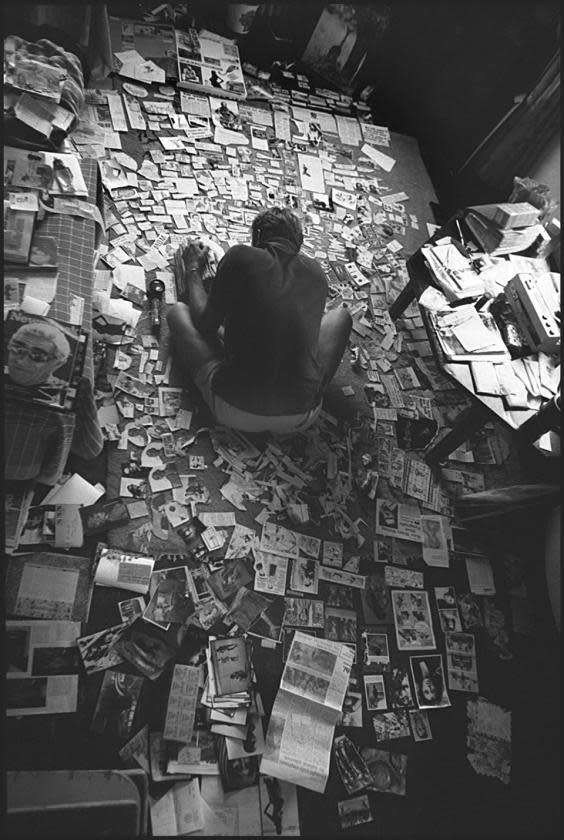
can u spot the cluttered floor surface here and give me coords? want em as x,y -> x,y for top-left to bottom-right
5,19 -> 561,840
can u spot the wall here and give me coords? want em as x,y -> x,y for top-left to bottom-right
528,133 -> 561,213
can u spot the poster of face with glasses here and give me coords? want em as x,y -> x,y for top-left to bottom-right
4,309 -> 85,409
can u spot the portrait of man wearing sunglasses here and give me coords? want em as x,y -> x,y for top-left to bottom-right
6,321 -> 71,388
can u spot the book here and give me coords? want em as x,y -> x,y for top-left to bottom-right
175,29 -> 247,101
209,636 -> 251,697
5,552 -> 95,622
4,308 -> 88,411
428,307 -> 510,363
464,205 -> 544,256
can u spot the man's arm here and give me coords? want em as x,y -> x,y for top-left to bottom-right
181,242 -> 224,336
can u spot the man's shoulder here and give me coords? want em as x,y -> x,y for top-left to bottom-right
296,252 -> 328,286
222,243 -> 267,265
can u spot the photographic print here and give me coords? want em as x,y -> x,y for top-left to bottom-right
362,631 -> 390,668
260,522 -> 299,559
360,570 -> 393,624
409,709 -> 432,741
387,665 -> 414,709
322,540 -> 343,567
118,596 -> 145,623
391,589 -> 436,651
207,557 -> 253,603
333,734 -> 374,795
319,581 -> 355,609
289,557 -> 319,594
31,645 -> 81,676
77,623 -> 127,674
225,523 -> 257,558
434,586 -> 458,610
410,654 -> 451,710
439,609 -> 463,633
457,592 -> 484,630
248,597 -> 285,643
325,606 -> 357,642
372,709 -> 411,742
297,532 -> 321,559
445,631 -> 476,655
91,670 -> 144,740
283,597 -> 325,629
158,386 -> 183,417
360,746 -> 408,796
179,61 -> 203,86
447,669 -> 479,693
363,674 -> 387,711
338,794 -> 373,830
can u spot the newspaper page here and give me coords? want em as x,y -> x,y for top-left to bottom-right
260,631 -> 354,792
6,620 -> 80,715
163,664 -> 200,743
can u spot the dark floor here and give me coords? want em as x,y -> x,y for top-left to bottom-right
4,4 -> 561,837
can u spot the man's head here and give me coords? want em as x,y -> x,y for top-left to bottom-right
7,321 -> 71,387
251,207 -> 303,253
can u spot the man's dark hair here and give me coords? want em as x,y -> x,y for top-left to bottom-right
251,207 -> 303,252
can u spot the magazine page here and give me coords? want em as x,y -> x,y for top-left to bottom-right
6,620 -> 81,716
4,308 -> 87,411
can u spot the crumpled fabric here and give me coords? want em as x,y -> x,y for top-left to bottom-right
6,35 -> 85,121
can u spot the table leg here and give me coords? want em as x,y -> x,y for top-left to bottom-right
389,279 -> 416,321
424,403 -> 486,465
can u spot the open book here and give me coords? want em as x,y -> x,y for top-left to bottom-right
260,631 -> 354,793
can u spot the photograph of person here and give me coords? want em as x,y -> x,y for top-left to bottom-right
410,654 -> 451,710
6,320 -> 71,388
290,557 -> 319,594
387,665 -> 414,708
180,62 -> 202,85
434,586 -> 457,610
363,674 -> 387,711
377,500 -> 399,531
422,516 -> 444,550
363,632 -> 390,667
409,709 -> 432,741
439,609 -> 462,633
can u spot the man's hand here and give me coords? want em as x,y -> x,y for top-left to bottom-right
182,239 -> 210,276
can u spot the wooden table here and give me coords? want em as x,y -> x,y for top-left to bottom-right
389,212 -> 551,464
